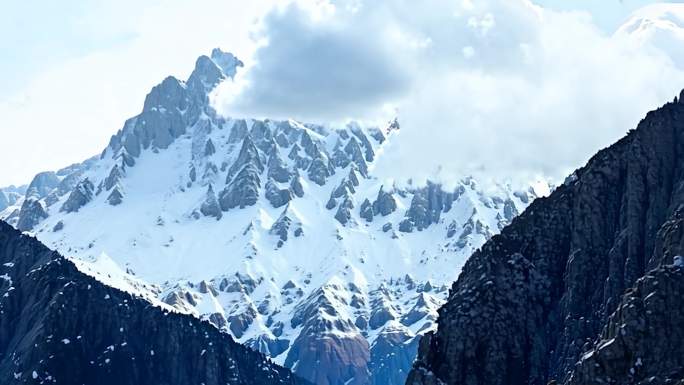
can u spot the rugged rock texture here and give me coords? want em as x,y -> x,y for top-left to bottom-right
1,48 -> 545,385
407,95 -> 684,385
0,221 -> 304,385
16,199 -> 48,232
60,178 -> 94,213
25,172 -> 60,199
566,266 -> 684,385
106,187 -> 124,206
200,184 -> 222,219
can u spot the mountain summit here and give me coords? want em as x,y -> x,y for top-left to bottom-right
0,49 -> 548,385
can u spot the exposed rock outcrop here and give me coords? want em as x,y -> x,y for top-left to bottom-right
60,178 -> 95,213
0,221 -> 304,385
200,184 -> 222,219
26,171 -> 60,199
407,94 -> 684,385
16,198 -> 48,231
567,266 -> 684,385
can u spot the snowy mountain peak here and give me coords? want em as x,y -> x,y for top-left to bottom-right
617,4 -> 684,68
210,48 -> 244,78
1,48 -> 551,385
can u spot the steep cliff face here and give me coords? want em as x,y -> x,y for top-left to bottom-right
566,265 -> 684,385
0,221 -> 304,385
407,92 -> 684,385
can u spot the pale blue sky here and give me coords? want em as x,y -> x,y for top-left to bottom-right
0,0 -> 681,186
0,0 -> 674,100
536,0 -> 680,30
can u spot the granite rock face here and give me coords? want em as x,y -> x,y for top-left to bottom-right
60,178 -> 95,213
407,95 -> 684,385
0,221 -> 305,385
25,171 -> 60,199
16,198 -> 48,231
200,184 -> 222,219
566,266 -> 684,385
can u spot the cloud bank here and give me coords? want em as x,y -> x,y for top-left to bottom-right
215,0 -> 684,184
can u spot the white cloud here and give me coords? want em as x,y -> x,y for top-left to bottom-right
214,0 -> 684,184
0,0 -> 273,186
3,0 -> 683,188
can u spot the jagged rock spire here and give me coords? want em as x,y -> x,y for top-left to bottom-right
61,178 -> 95,213
228,119 -> 249,144
344,137 -> 369,177
104,164 -> 125,192
265,179 -> 293,208
373,186 -> 397,217
204,138 -> 216,156
290,172 -> 304,198
219,163 -> 261,211
226,136 -> 263,184
334,195 -> 354,225
269,203 -> 303,248
267,151 -> 292,183
200,184 -> 222,220
107,186 -> 124,206
16,198 -> 48,231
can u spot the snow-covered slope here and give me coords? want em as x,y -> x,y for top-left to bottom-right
1,49 -> 549,385
617,3 -> 684,68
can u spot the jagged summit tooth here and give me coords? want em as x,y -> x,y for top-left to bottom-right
204,138 -> 216,156
249,120 -> 274,153
265,179 -> 293,208
187,55 -> 224,95
60,178 -> 95,213
226,135 -> 264,184
228,119 -> 249,143
199,184 -> 222,220
373,185 -> 397,217
26,171 -> 60,199
16,198 -> 48,231
344,137 -> 369,177
219,163 -> 261,211
210,48 -> 243,78
269,203 -> 303,248
334,195 -> 355,225
267,151 -> 292,183
349,124 -> 376,162
106,186 -> 124,206
187,49 -> 242,96
299,130 -> 319,158
103,164 -> 125,192
306,153 -> 331,186
289,171 -> 304,198
360,198 -> 374,222
142,76 -> 188,113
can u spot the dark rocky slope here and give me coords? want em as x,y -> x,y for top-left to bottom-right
566,265 -> 684,385
406,91 -> 684,385
0,221 -> 305,385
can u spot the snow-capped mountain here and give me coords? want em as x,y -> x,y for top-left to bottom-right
1,48 -> 549,385
617,3 -> 684,68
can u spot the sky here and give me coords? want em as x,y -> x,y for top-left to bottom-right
1,0 -> 683,186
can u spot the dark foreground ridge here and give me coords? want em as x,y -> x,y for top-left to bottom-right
0,221 -> 306,385
407,91 -> 684,385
